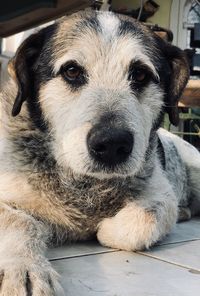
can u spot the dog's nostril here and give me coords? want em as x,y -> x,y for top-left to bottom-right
87,127 -> 134,167
93,143 -> 107,154
117,145 -> 132,155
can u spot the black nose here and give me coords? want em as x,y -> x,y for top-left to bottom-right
87,127 -> 134,167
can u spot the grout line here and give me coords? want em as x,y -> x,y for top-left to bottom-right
49,238 -> 200,262
136,251 -> 200,273
50,248 -> 200,274
49,249 -> 119,262
156,238 -> 200,246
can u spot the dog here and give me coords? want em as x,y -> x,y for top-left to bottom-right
0,9 -> 200,295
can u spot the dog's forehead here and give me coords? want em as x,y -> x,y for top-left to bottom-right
52,12 -> 158,74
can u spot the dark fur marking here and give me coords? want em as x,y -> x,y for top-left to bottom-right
75,15 -> 102,35
153,35 -> 189,125
27,24 -> 58,131
135,130 -> 157,184
118,18 -> 189,127
118,20 -> 142,37
59,60 -> 88,91
12,23 -> 58,131
159,137 -> 189,205
11,133 -> 56,173
157,136 -> 166,169
128,60 -> 159,94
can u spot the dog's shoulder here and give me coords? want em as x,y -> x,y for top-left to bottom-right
157,127 -> 200,164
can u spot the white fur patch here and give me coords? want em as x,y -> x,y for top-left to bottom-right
98,12 -> 119,40
97,202 -> 158,251
97,163 -> 178,250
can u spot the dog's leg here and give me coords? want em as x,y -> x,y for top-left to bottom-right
178,206 -> 191,222
97,169 -> 178,251
0,202 -> 63,296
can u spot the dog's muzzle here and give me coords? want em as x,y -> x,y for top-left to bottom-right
87,126 -> 133,168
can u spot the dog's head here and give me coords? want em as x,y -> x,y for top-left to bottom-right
8,11 -> 189,178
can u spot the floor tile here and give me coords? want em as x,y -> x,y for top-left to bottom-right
52,251 -> 200,296
47,240 -> 115,260
158,218 -> 200,245
139,240 -> 200,271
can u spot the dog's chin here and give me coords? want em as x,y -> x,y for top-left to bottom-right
85,170 -> 133,180
71,164 -> 135,180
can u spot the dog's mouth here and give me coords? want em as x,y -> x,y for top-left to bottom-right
87,162 -> 133,179
86,126 -> 134,177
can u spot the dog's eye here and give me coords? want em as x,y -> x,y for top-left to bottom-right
134,69 -> 147,82
60,62 -> 87,88
129,68 -> 149,84
63,65 -> 82,81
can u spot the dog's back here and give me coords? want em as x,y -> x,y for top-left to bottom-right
158,128 -> 200,218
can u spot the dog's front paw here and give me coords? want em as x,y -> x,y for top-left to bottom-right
97,203 -> 165,251
0,256 -> 63,296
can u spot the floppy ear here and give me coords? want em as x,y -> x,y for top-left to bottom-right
160,40 -> 190,126
8,30 -> 46,116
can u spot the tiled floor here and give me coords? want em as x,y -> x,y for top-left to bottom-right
47,219 -> 200,296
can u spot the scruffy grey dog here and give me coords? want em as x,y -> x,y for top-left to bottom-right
0,10 -> 200,295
